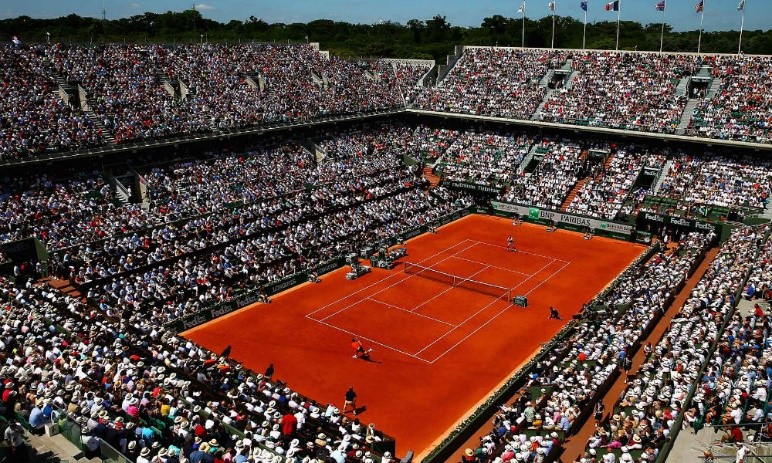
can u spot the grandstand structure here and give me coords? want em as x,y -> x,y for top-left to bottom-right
1,39 -> 771,463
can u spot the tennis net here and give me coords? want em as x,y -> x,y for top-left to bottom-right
403,262 -> 511,302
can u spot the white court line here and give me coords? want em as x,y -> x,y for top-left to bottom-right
413,292 -> 505,357
472,240 -> 571,265
306,238 -> 473,319
404,283 -> 455,313
524,261 -> 572,296
418,259 -> 571,363
408,263 -> 491,314
428,298 -> 515,364
451,255 -> 532,277
508,258 -> 557,293
365,297 -> 455,327
317,240 -> 480,323
364,241 -> 481,302
310,318 -> 432,364
308,235 -> 572,363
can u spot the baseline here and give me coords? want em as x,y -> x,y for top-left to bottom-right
306,238 -> 475,320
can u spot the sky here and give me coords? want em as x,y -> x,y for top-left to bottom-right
0,0 -> 766,33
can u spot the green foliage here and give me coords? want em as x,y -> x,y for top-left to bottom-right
2,10 -> 769,58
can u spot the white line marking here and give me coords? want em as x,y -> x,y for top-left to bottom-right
317,240 -> 481,322
524,261 -> 571,296
409,263 -> 492,313
509,258 -> 557,292
306,239 -> 473,319
365,241 -> 481,303
404,281 -> 456,312
413,294 -> 504,357
308,317 -> 432,364
472,240 -> 571,264
420,260 -> 571,363
307,236 -> 573,363
428,299 -> 514,364
451,255 -> 532,277
365,297 -> 455,327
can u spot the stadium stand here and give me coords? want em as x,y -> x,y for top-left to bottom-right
572,225 -> 770,463
500,137 -> 585,210
0,45 -> 106,161
409,48 -> 566,120
686,55 -> 772,144
655,152 -> 772,211
465,231 -> 712,463
536,52 -> 697,133
7,44 -> 772,163
5,37 -> 772,463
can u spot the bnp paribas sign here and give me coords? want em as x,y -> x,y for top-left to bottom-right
491,202 -> 633,236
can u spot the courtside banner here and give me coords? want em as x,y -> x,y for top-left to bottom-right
490,201 -> 634,236
167,289 -> 263,332
639,211 -> 718,233
446,180 -> 503,195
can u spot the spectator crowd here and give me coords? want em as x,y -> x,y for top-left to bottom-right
6,43 -> 772,163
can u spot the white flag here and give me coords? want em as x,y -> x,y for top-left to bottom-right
737,0 -> 745,10
518,3 -> 525,13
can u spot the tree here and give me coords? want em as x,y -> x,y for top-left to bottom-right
482,15 -> 508,37
425,14 -> 450,42
407,19 -> 424,43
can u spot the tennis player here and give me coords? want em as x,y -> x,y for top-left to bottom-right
506,235 -> 518,252
351,338 -> 373,359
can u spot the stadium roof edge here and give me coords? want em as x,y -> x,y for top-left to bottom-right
0,109 -> 404,169
3,105 -> 770,169
459,44 -> 772,58
406,109 -> 772,152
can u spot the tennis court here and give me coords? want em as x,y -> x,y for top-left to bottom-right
307,239 -> 571,363
183,214 -> 645,457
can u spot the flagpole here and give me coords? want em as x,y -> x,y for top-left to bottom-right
615,0 -> 621,51
551,1 -> 556,49
738,1 -> 746,54
583,9 -> 587,49
522,1 -> 526,48
698,1 -> 705,53
660,7 -> 666,53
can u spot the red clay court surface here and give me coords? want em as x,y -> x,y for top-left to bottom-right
184,214 -> 645,458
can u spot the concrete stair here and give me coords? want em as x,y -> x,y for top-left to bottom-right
602,151 -> 615,170
565,70 -> 581,89
651,159 -> 674,196
85,112 -> 115,145
105,172 -> 132,204
46,277 -> 83,300
155,67 -> 176,97
422,167 -> 441,188
532,89 -> 555,121
25,427 -> 86,463
706,77 -> 722,98
436,46 -> 465,84
676,99 -> 699,135
308,143 -> 328,164
675,76 -> 690,97
518,145 -> 543,174
561,178 -> 586,211
538,70 -> 554,87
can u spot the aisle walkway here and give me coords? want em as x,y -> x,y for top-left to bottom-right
558,246 -> 720,462
441,246 -> 720,463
